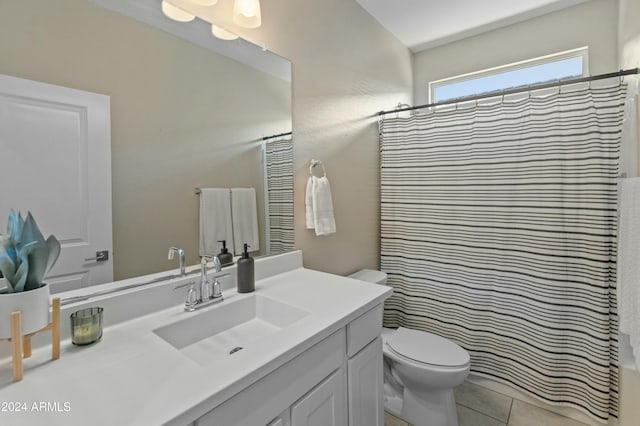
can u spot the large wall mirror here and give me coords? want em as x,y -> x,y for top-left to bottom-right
0,0 -> 293,291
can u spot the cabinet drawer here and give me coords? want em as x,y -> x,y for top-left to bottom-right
347,304 -> 382,357
197,328 -> 345,426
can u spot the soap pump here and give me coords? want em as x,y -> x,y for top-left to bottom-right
236,243 -> 255,293
217,240 -> 234,267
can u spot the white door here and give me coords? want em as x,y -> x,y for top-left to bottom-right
348,337 -> 384,426
0,74 -> 113,292
291,368 -> 347,426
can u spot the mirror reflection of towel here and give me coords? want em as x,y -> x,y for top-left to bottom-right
231,188 -> 260,254
199,188 -> 234,256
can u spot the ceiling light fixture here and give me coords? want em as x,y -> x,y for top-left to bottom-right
188,0 -> 218,6
160,0 -> 262,39
233,0 -> 261,28
161,1 -> 195,22
211,25 -> 238,40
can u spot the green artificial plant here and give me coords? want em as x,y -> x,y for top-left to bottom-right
0,210 -> 60,293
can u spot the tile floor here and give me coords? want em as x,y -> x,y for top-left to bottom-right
384,381 -> 589,426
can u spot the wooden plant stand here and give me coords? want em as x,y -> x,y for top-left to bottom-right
4,298 -> 60,382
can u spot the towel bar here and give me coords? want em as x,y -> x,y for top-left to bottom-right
309,159 -> 326,177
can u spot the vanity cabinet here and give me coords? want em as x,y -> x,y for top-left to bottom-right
348,338 -> 384,426
290,367 -> 347,426
346,304 -> 384,426
194,304 -> 383,426
195,328 -> 346,426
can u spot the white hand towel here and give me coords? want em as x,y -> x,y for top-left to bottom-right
311,176 -> 336,236
199,188 -> 234,257
618,177 -> 640,371
231,188 -> 260,254
305,177 -> 315,229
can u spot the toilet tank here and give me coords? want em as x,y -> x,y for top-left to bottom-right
349,269 -> 387,285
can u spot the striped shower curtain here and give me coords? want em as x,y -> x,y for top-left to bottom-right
264,137 -> 294,253
380,84 -> 626,421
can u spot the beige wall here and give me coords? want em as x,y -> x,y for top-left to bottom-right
2,0 -> 624,280
412,0 -> 619,105
619,0 -> 640,68
0,0 -> 291,280
199,0 -> 414,275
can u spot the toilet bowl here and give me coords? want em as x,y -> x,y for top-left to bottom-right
349,269 -> 471,426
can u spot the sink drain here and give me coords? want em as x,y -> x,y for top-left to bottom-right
229,346 -> 243,355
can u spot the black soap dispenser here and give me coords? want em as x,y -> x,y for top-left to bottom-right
237,243 -> 255,293
217,240 -> 234,267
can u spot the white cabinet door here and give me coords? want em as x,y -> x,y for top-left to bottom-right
348,337 -> 383,426
291,367 -> 347,426
0,74 -> 113,291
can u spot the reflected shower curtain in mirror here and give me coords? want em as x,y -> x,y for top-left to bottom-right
264,137 -> 294,253
380,84 -> 627,421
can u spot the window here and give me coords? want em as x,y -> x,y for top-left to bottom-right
429,47 -> 588,103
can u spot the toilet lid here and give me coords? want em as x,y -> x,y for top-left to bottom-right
386,327 -> 470,368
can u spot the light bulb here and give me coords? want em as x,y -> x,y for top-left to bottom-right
162,1 -> 195,22
211,25 -> 238,41
233,0 -> 261,28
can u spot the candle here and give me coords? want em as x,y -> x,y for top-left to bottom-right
70,307 -> 103,345
73,324 -> 98,343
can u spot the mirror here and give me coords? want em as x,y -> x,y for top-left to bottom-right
0,0 -> 292,287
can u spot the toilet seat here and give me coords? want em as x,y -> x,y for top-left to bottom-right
385,327 -> 470,368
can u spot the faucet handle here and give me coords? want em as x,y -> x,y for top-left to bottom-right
185,284 -> 198,310
212,278 -> 222,299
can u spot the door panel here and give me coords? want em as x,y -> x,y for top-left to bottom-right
0,74 -> 113,291
348,337 -> 384,426
291,367 -> 347,426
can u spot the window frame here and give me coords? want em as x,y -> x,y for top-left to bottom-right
428,47 -> 589,103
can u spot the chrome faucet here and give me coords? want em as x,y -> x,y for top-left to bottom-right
208,255 -> 223,299
200,255 -> 214,301
182,255 -> 224,312
168,247 -> 186,276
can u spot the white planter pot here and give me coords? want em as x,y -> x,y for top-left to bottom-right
0,284 -> 50,338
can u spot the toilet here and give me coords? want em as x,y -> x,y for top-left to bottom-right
349,269 -> 471,426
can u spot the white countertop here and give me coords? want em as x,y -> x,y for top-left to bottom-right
0,253 -> 391,425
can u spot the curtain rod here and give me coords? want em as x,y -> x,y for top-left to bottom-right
378,67 -> 640,116
262,131 -> 292,141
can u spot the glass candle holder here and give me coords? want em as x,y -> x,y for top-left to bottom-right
70,307 -> 103,346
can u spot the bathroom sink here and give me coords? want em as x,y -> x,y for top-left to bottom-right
153,294 -> 309,365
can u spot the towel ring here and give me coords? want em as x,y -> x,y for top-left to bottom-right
309,159 -> 326,177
